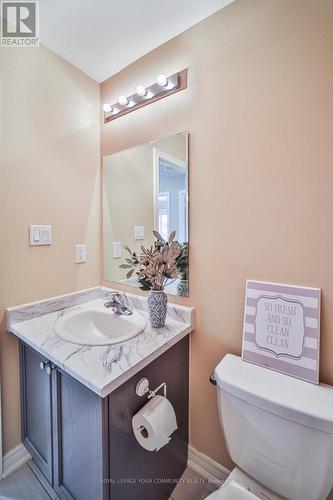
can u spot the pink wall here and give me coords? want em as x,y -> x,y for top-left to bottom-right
101,0 -> 333,468
0,45 -> 101,453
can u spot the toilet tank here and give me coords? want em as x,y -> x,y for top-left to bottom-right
215,355 -> 333,500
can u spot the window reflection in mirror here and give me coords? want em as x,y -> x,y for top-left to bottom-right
103,131 -> 188,297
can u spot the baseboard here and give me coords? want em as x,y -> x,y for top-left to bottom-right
188,445 -> 230,493
2,442 -> 228,490
2,443 -> 31,479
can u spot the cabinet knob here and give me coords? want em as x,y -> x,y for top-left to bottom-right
40,361 -> 52,374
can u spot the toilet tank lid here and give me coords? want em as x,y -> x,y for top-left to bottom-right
215,354 -> 333,434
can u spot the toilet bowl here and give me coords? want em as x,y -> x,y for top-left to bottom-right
206,354 -> 333,500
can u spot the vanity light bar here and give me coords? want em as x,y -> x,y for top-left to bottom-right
102,69 -> 188,123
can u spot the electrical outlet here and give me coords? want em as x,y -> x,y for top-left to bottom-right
134,226 -> 144,240
75,244 -> 87,263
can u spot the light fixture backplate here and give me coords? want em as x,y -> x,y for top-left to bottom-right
103,69 -> 187,123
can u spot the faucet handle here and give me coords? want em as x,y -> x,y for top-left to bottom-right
105,291 -> 123,303
104,291 -> 132,315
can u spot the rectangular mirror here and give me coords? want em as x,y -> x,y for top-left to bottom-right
103,131 -> 189,296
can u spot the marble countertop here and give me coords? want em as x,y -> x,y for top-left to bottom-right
7,287 -> 194,397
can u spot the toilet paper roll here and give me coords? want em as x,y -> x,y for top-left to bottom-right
132,395 -> 177,452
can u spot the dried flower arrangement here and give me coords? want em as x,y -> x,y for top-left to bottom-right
175,242 -> 189,281
119,230 -> 182,291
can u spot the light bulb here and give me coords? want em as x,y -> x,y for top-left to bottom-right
136,85 -> 147,97
145,90 -> 154,99
128,100 -> 136,108
102,103 -> 112,113
166,81 -> 175,90
112,107 -> 120,115
157,74 -> 168,87
118,95 -> 128,106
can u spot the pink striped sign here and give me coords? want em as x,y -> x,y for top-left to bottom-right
242,280 -> 321,384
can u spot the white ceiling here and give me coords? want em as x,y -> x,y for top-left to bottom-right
39,0 -> 235,83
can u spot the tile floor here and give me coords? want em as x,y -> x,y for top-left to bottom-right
170,467 -> 218,499
0,461 -> 218,500
4,463 -> 332,500
0,461 -> 54,499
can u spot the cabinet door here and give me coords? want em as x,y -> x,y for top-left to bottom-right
52,367 -> 108,500
20,342 -> 53,483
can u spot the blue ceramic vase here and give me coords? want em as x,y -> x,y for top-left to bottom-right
147,290 -> 167,328
177,279 -> 189,297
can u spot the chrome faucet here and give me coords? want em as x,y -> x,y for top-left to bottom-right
104,292 -> 132,315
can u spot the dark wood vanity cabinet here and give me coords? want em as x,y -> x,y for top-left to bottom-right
20,336 -> 189,500
20,343 -> 107,499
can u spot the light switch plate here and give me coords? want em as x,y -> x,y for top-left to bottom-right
29,225 -> 52,246
134,226 -> 144,240
113,242 -> 122,258
75,244 -> 87,263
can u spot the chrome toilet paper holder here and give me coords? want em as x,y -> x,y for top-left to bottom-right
135,377 -> 167,399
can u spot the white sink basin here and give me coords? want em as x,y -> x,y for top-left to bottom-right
54,307 -> 147,346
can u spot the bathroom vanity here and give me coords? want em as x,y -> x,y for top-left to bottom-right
7,287 -> 193,500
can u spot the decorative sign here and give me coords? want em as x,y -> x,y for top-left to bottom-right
242,280 -> 321,384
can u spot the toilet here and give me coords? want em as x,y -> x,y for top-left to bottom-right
206,354 -> 333,500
